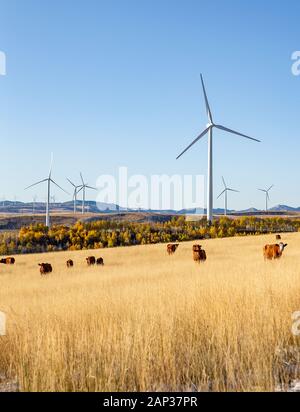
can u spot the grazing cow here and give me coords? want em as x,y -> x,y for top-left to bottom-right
0,257 -> 15,265
66,259 -> 74,268
86,256 -> 96,266
38,263 -> 53,275
263,242 -> 288,260
276,235 -> 281,240
96,257 -> 104,266
167,244 -> 179,255
193,245 -> 207,263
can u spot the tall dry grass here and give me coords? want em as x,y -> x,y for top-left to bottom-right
0,233 -> 300,391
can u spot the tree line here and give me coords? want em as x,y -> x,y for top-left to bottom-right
0,216 -> 299,255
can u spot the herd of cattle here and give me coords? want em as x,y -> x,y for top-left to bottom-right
0,234 -> 289,275
167,234 -> 288,262
0,255 -> 105,275
167,243 -> 207,262
37,256 -> 105,275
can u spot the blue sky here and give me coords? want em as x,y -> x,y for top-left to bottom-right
0,0 -> 300,210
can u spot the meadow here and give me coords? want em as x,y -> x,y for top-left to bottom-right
0,232 -> 300,392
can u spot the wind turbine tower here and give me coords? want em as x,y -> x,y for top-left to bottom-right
32,195 -> 37,214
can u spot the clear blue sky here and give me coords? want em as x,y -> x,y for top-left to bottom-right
0,0 -> 299,210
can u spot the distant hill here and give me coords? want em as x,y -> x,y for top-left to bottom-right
0,200 -> 125,215
238,207 -> 260,213
1,200 -> 300,217
269,204 -> 300,212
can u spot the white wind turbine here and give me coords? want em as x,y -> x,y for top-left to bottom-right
25,155 -> 68,227
258,185 -> 274,213
217,176 -> 239,216
32,195 -> 37,214
78,172 -> 96,214
176,74 -> 260,223
67,178 -> 82,214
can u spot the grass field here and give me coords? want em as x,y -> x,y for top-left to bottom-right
0,232 -> 300,392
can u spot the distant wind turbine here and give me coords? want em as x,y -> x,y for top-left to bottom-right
78,172 -> 96,214
25,155 -> 68,227
67,178 -> 82,214
32,195 -> 37,214
217,176 -> 239,216
258,185 -> 274,213
176,74 -> 260,223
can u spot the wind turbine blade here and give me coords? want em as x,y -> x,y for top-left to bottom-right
200,74 -> 213,123
80,172 -> 85,186
86,186 -> 97,190
25,178 -> 48,190
50,179 -> 69,195
77,186 -> 83,194
176,126 -> 210,160
67,178 -> 76,188
217,189 -> 226,199
267,184 -> 274,192
49,152 -> 53,178
258,189 -> 267,193
215,125 -> 260,143
227,188 -> 239,193
222,176 -> 226,188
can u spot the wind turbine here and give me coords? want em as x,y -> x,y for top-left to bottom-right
258,185 -> 274,213
32,195 -> 37,214
67,178 -> 82,214
25,155 -> 68,227
176,74 -> 260,223
78,172 -> 96,214
217,176 -> 239,216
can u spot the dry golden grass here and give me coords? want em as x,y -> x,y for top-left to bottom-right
1,233 -> 300,392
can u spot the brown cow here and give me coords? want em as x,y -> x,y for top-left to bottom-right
193,245 -> 207,263
66,259 -> 74,268
96,257 -> 104,266
38,263 -> 52,275
0,257 -> 15,265
263,242 -> 287,260
276,235 -> 281,240
86,256 -> 96,266
167,244 -> 179,255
